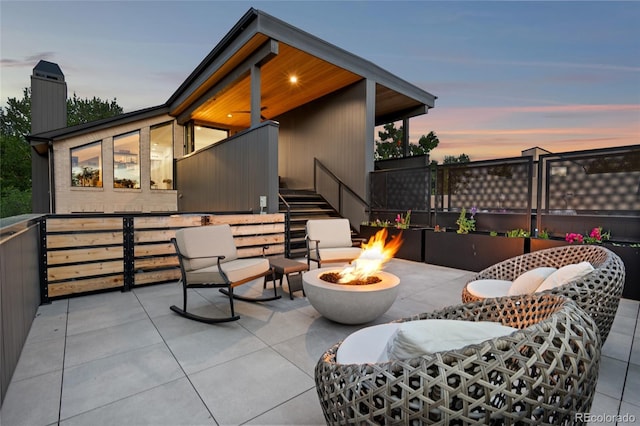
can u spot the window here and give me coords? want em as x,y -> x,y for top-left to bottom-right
113,131 -> 140,188
71,141 -> 102,187
184,122 -> 228,153
150,122 -> 174,189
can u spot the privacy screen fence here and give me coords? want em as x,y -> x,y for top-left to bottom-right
369,145 -> 640,240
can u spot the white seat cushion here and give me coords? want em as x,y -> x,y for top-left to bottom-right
466,279 -> 512,298
186,257 -> 270,284
311,247 -> 362,262
386,319 -> 518,360
507,267 -> 557,296
537,261 -> 594,292
336,323 -> 401,364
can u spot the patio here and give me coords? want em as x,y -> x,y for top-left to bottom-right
1,258 -> 638,425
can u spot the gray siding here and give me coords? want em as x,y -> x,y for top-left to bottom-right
278,81 -> 368,196
1,221 -> 41,406
176,122 -> 279,213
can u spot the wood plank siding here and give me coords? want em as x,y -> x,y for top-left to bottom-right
43,213 -> 285,298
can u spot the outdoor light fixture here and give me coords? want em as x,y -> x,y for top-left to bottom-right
227,113 -> 233,118
289,75 -> 298,84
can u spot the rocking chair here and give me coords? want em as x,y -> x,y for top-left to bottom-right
170,224 -> 280,323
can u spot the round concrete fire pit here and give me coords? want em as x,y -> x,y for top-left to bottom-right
303,267 -> 400,324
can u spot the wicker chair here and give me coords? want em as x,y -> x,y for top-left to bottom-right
315,293 -> 601,425
461,244 -> 625,342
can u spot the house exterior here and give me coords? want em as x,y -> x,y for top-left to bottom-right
28,8 -> 436,225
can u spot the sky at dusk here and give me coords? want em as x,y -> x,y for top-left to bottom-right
1,1 -> 638,162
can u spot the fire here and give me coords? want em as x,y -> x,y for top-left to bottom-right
338,228 -> 403,283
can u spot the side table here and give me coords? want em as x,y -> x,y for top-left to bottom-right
266,257 -> 309,300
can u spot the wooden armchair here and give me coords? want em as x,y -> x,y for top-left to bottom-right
170,224 -> 279,323
305,218 -> 363,268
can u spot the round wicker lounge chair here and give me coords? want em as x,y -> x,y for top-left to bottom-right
461,244 -> 625,342
315,293 -> 600,425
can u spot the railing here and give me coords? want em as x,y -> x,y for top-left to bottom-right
368,145 -> 640,241
313,158 -> 369,228
278,193 -> 292,258
0,215 -> 43,405
40,212 -> 285,302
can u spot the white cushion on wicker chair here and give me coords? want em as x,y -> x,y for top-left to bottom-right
336,323 -> 401,364
537,261 -> 594,292
465,279 -> 512,298
508,267 -> 557,296
386,319 -> 518,360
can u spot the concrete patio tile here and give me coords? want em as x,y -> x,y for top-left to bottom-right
586,392 -> 622,425
618,401 -> 640,422
189,347 -> 314,425
609,314 -> 637,337
135,285 -> 213,319
630,338 -> 640,366
237,304 -> 322,346
595,355 -> 628,400
64,317 -> 162,367
0,369 -> 62,426
59,377 -> 215,426
25,299 -> 68,343
60,343 -> 184,421
622,362 -> 640,406
272,319 -> 358,376
162,320 -> 267,375
246,388 -> 326,425
68,289 -> 142,312
601,330 -> 633,362
66,295 -> 148,336
10,335 -> 65,381
616,298 -> 640,319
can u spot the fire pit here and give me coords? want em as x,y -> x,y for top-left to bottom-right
302,228 -> 402,324
303,268 -> 400,324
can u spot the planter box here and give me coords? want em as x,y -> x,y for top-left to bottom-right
358,226 -> 425,262
529,238 -> 569,252
424,231 -> 526,272
608,245 -> 639,301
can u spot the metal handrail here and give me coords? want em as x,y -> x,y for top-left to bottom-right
313,158 -> 369,215
278,193 -> 292,258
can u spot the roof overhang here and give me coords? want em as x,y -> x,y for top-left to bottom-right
168,8 -> 436,129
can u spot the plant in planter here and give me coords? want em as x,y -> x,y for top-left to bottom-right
506,228 -> 530,238
395,210 -> 411,229
456,207 -> 476,234
565,226 -> 610,244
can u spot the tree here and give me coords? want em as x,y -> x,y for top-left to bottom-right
0,88 -> 123,218
443,153 -> 470,164
374,122 -> 440,160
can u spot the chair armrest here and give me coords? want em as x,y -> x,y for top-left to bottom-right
351,238 -> 366,247
182,254 -> 226,261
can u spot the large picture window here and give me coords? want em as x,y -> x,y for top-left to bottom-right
71,141 -> 102,187
150,122 -> 174,190
113,131 -> 140,189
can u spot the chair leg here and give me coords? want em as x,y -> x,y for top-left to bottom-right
228,286 -> 235,317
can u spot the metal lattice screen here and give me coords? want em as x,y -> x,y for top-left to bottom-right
543,150 -> 640,213
437,159 -> 532,212
370,167 -> 430,211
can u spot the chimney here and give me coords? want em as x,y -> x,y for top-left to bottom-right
30,60 -> 67,213
31,60 -> 67,133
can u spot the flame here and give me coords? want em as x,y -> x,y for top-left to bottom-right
338,228 -> 403,283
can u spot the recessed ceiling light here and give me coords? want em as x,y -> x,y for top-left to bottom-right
289,75 -> 298,84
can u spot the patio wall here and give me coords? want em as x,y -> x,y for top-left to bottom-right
41,213 -> 285,301
0,216 -> 42,405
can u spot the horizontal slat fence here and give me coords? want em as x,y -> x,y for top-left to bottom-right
42,213 -> 285,300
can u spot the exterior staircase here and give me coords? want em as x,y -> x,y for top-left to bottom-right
279,189 -> 341,259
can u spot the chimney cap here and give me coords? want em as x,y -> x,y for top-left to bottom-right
33,60 -> 65,81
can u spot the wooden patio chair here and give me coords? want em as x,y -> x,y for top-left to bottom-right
170,224 -> 279,323
305,218 -> 363,268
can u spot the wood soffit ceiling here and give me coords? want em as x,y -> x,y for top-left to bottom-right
185,33 -> 422,129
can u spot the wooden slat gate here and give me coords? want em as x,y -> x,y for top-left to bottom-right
41,213 -> 285,302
